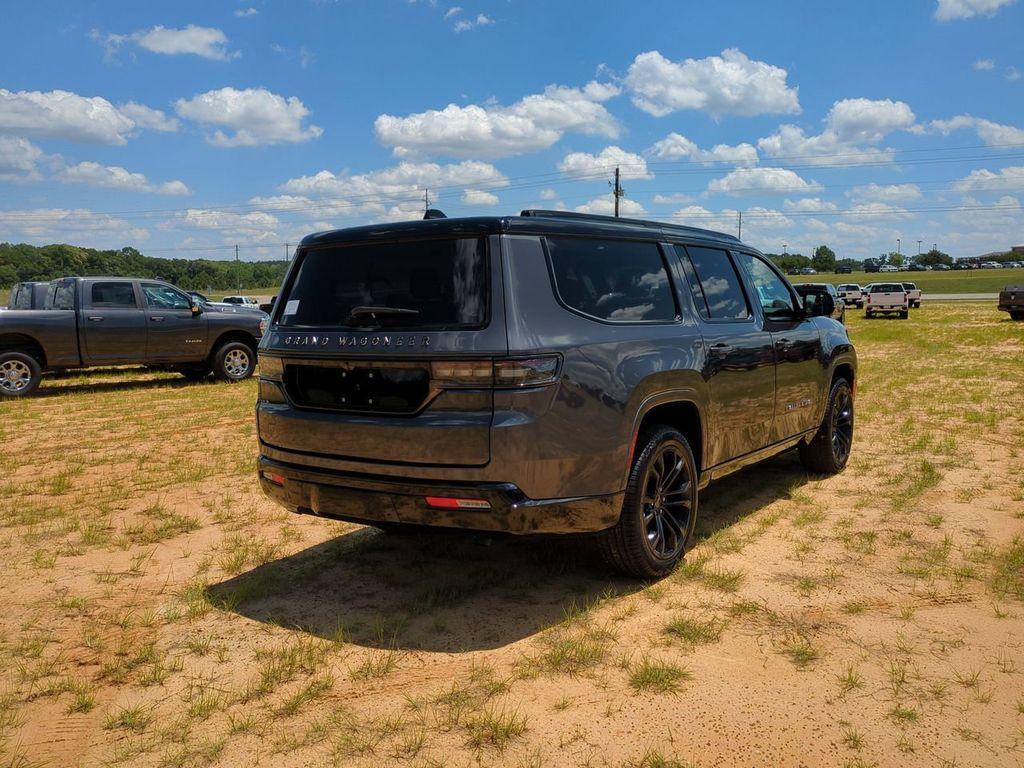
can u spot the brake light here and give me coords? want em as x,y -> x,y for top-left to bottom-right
431,356 -> 561,388
262,471 -> 286,486
424,496 -> 491,510
430,361 -> 494,385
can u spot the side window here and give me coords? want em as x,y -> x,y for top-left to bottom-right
678,246 -> 751,321
142,283 -> 191,310
89,281 -> 138,309
546,237 -> 678,322
12,286 -> 30,310
735,253 -> 797,320
49,282 -> 75,310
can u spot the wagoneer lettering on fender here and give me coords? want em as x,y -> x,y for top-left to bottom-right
256,210 -> 857,578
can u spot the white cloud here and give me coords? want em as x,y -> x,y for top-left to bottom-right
668,205 -> 793,236
845,202 -> 912,220
98,25 -> 237,60
934,0 -> 1017,21
1006,66 -> 1023,81
974,58 -> 996,70
952,165 -> 1024,193
118,102 -> 180,132
652,192 -> 695,205
444,6 -> 462,19
539,188 -> 558,200
928,114 -> 1024,146
558,146 -> 652,180
848,183 -> 922,203
174,87 -> 323,147
0,208 -> 149,246
0,88 -> 151,144
783,197 -> 838,212
648,132 -> 758,167
461,189 -> 499,205
55,161 -> 190,195
758,97 -> 915,165
235,7 -> 259,17
707,167 -> 822,196
0,136 -> 44,181
574,197 -> 646,216
374,80 -> 620,159
625,49 -> 800,118
454,13 -> 493,32
176,209 -> 281,242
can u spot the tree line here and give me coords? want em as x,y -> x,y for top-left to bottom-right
0,243 -> 290,291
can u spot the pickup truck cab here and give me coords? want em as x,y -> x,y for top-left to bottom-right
999,285 -> 1024,320
837,283 -> 864,308
0,277 -> 266,397
901,282 -> 922,308
6,282 -> 51,310
865,282 -> 909,319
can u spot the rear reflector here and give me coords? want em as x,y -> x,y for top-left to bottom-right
424,496 -> 492,510
262,471 -> 286,486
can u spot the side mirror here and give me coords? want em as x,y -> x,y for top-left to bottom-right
190,300 -> 203,316
802,290 -> 835,318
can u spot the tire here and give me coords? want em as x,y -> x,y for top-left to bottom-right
212,341 -> 256,382
856,302 -> 863,309
0,351 -> 42,398
598,426 -> 698,579
865,311 -> 873,319
1010,311 -> 1024,321
798,379 -> 854,475
900,310 -> 909,319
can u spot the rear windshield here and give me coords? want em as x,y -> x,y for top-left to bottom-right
279,238 -> 488,330
838,284 -> 859,291
902,282 -> 917,289
871,283 -> 904,293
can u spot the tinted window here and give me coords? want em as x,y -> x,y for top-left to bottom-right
679,246 -> 750,321
280,238 -> 487,330
547,237 -> 677,322
12,285 -> 30,310
871,283 -> 903,293
143,283 -> 191,309
90,281 -> 137,308
48,281 -> 75,310
736,253 -> 797,320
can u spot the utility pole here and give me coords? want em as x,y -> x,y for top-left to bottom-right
737,211 -> 742,239
235,244 -> 241,293
424,188 -> 430,213
917,240 -> 922,256
609,167 -> 624,217
285,243 -> 289,261
896,237 -> 901,257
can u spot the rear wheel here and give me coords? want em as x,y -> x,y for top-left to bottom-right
0,351 -> 42,398
798,379 -> 854,474
1010,310 -> 1024,321
212,341 -> 256,382
900,310 -> 909,319
599,426 -> 698,579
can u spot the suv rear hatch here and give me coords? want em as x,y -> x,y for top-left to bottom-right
258,235 -> 508,467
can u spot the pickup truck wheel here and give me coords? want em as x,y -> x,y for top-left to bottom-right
900,310 -> 909,319
798,379 -> 854,475
212,342 -> 255,382
599,426 -> 698,580
0,351 -> 42,398
1010,311 -> 1024,320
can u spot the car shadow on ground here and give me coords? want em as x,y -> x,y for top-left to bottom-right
35,372 -> 203,398
208,451 -> 813,652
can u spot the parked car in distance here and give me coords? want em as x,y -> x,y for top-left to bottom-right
907,263 -> 926,272
223,295 -> 259,307
798,267 -> 817,275
0,277 -> 267,397
795,283 -> 845,323
901,282 -> 923,308
879,264 -> 899,273
932,264 -> 951,271
998,285 -> 1024,320
835,265 -> 853,274
259,296 -> 277,314
256,209 -> 857,578
865,282 -> 909,319
836,283 -> 864,308
5,281 -> 51,311
980,261 -> 1002,269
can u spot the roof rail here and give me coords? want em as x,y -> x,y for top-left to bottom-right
518,209 -> 740,242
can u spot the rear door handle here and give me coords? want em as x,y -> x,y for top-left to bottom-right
150,316 -> 165,322
709,342 -> 734,354
87,316 -> 104,322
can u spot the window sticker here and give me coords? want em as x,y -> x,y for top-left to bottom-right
284,299 -> 300,315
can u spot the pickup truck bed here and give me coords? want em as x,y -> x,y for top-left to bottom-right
865,283 -> 909,319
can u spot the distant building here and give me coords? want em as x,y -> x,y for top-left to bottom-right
1012,245 -> 1024,255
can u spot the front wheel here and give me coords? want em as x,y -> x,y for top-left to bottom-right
212,341 -> 256,382
900,310 -> 909,319
0,351 -> 42,398
598,426 -> 698,579
798,379 -> 854,474
1010,310 -> 1024,321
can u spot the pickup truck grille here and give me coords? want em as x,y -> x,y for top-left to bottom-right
284,363 -> 431,414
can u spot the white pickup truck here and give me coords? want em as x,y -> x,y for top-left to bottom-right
901,281 -> 922,308
837,283 -> 864,308
865,282 -> 909,319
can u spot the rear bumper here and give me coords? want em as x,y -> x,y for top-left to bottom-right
257,455 -> 623,535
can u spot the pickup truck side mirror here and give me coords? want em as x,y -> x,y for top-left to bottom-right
801,289 -> 835,318
190,300 -> 203,316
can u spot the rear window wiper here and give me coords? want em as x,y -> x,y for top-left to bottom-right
342,305 -> 421,327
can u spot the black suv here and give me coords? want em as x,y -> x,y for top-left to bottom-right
256,211 -> 856,578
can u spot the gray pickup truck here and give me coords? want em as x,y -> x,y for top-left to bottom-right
998,285 -> 1024,320
0,276 -> 267,397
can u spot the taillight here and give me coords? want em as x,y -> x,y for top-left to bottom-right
262,471 -> 286,486
425,496 -> 491,510
431,356 -> 561,388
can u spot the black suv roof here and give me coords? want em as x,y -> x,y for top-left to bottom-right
300,209 -> 743,250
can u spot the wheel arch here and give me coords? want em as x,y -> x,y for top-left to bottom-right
630,393 -> 705,477
208,330 -> 258,361
0,333 -> 47,368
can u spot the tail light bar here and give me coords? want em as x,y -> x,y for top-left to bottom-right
425,496 -> 491,510
431,356 -> 561,388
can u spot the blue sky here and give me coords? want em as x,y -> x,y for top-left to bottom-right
1,0 -> 1022,260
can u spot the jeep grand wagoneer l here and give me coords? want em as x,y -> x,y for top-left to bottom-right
256,210 -> 856,578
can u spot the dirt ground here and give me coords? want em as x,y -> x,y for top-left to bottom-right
1,301 -> 1022,768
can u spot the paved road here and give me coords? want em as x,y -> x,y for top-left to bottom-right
924,293 -> 998,301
